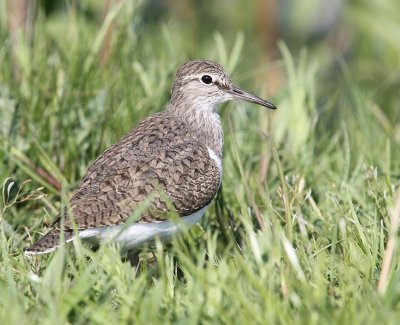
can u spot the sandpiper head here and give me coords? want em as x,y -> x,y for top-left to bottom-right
170,60 -> 276,111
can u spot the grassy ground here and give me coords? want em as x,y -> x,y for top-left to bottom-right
1,1 -> 400,323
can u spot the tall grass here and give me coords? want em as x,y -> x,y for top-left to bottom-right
1,0 -> 400,323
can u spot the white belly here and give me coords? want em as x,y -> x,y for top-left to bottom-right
78,205 -> 208,253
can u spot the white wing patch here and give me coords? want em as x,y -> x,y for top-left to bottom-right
207,147 -> 222,185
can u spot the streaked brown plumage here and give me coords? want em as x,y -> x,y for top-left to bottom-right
25,60 -> 276,255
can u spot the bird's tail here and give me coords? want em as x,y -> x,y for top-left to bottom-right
24,229 -> 74,255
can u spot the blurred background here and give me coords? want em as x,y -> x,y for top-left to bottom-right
1,0 -> 399,142
0,0 -> 400,246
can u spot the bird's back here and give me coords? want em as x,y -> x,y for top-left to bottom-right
25,111 -> 222,254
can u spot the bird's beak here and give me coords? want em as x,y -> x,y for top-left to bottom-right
227,85 -> 277,109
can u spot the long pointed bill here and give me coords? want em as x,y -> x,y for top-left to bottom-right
228,85 -> 277,109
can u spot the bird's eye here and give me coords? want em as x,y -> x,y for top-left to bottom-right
201,75 -> 213,85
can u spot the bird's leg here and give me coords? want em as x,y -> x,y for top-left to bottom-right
126,250 -> 140,267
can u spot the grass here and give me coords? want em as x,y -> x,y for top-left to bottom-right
1,0 -> 400,323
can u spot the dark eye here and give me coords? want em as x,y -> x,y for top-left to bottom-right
201,75 -> 213,85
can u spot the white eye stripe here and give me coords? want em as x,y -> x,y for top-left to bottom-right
181,74 -> 218,85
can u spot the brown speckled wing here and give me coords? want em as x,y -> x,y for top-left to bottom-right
25,112 -> 221,254
67,142 -> 220,229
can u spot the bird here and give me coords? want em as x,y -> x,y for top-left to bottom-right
25,60 -> 276,255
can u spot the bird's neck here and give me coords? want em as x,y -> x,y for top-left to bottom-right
167,101 -> 224,158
